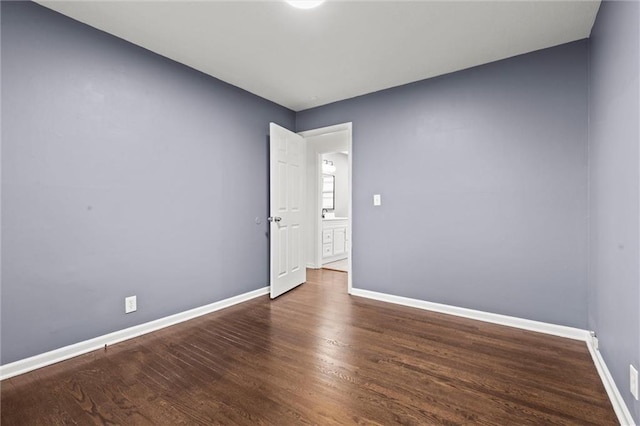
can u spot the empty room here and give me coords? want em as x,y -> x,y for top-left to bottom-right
1,0 -> 639,424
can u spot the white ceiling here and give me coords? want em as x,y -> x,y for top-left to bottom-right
37,0 -> 601,111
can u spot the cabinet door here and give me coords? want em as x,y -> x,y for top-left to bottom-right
333,227 -> 346,256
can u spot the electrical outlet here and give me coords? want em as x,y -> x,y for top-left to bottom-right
631,364 -> 639,400
125,295 -> 137,314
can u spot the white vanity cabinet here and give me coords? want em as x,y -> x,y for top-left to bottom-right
322,218 -> 348,263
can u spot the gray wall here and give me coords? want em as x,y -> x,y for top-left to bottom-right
588,1 -> 640,422
298,41 -> 589,329
1,2 -> 294,364
5,10 -> 637,422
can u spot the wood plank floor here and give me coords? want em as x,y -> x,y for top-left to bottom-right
1,269 -> 617,425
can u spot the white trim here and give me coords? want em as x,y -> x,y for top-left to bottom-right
315,152 -> 325,269
2,283 -> 635,424
0,286 -> 269,381
346,124 -> 353,295
298,122 -> 351,138
350,288 -> 590,341
587,340 -> 636,426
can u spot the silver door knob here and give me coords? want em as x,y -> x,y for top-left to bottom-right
267,216 -> 282,223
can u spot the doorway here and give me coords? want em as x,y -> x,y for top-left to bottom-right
298,123 -> 353,294
318,151 -> 349,273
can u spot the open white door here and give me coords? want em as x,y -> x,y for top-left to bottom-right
269,123 -> 306,298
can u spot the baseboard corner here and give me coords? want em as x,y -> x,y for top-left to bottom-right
351,287 -> 635,425
586,341 -> 636,426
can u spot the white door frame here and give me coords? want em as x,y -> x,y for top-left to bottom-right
299,122 -> 353,294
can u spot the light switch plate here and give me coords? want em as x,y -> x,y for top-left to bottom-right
373,194 -> 381,206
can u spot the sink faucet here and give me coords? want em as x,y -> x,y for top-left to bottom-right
322,209 -> 328,218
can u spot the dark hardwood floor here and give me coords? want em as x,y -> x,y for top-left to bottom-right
1,269 -> 617,425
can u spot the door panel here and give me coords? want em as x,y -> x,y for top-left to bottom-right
270,123 -> 306,298
277,226 -> 288,278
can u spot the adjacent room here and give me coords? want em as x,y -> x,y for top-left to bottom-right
1,0 -> 639,424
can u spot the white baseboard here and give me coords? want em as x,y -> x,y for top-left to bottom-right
351,287 -> 635,425
587,340 -> 636,425
3,285 -> 635,425
350,288 -> 590,341
0,286 -> 269,381
322,254 -> 348,265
